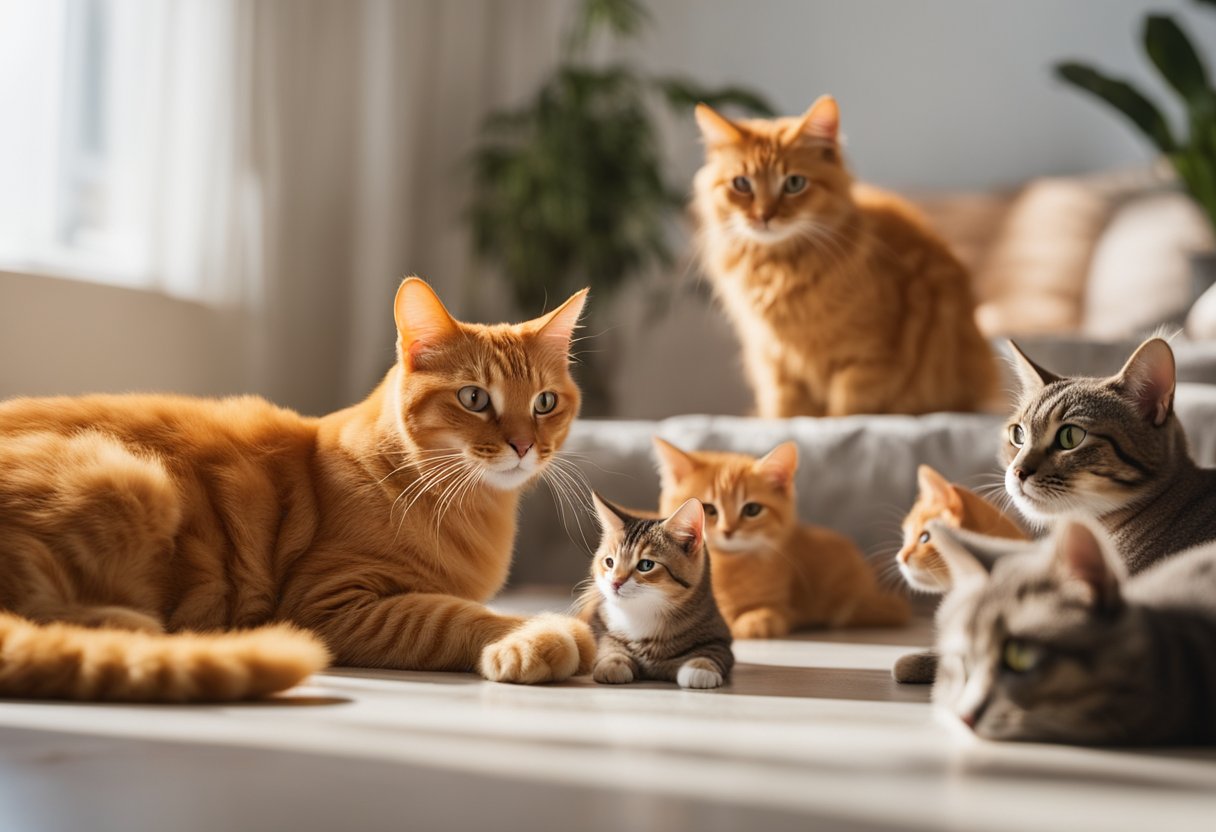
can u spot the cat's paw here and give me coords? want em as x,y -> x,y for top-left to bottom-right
892,650 -> 938,685
592,655 -> 635,685
676,658 -> 724,689
479,614 -> 596,684
730,608 -> 790,640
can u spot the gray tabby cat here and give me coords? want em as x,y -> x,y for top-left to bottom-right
579,494 -> 734,689
1006,337 -> 1216,573
929,517 -> 1216,745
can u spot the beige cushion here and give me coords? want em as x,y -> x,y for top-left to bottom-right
1082,189 -> 1214,338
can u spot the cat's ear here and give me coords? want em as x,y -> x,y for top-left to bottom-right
1113,338 -> 1176,427
1006,340 -> 1059,398
653,437 -> 700,487
591,491 -> 629,537
695,103 -> 745,148
756,442 -> 799,490
916,465 -> 962,518
796,95 -> 840,142
394,277 -> 460,367
927,521 -> 1025,585
663,498 -> 705,556
532,288 -> 589,359
1051,518 -> 1124,610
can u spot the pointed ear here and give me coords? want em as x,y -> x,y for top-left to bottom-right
916,465 -> 962,517
653,437 -> 700,487
591,491 -> 629,537
532,288 -> 589,359
1113,338 -> 1176,427
756,442 -> 798,490
695,103 -> 745,148
1051,519 -> 1124,610
1006,340 -> 1059,398
663,498 -> 705,556
927,521 -> 1028,586
394,277 -> 460,368
797,95 -> 839,142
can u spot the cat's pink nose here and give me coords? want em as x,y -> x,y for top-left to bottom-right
508,439 -> 533,458
1015,466 -> 1034,482
612,580 -> 623,591
961,711 -> 978,730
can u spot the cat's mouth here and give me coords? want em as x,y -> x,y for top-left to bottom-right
898,561 -> 951,593
479,456 -> 542,491
707,535 -> 761,553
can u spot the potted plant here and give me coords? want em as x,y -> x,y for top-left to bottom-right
1055,0 -> 1216,301
468,0 -> 773,413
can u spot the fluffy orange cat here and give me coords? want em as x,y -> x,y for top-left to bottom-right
654,438 -> 909,637
896,464 -> 1027,593
692,95 -> 998,417
0,278 -> 595,701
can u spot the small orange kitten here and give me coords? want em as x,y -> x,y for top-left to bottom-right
692,95 -> 997,417
897,464 -> 1027,593
655,438 -> 909,638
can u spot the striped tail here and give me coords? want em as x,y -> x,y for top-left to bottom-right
0,613 -> 329,702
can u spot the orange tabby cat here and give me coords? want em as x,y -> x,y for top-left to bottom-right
0,278 -> 595,701
654,437 -> 909,637
896,464 -> 1027,593
692,95 -> 998,417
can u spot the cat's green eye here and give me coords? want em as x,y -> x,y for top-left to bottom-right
604,557 -> 614,568
636,559 -> 655,573
742,502 -> 764,518
458,386 -> 491,413
1009,424 -> 1025,447
918,531 -> 930,545
730,176 -> 752,195
1002,639 -> 1043,674
1056,424 -> 1086,450
783,175 -> 808,194
534,391 -> 557,414
703,504 -> 718,517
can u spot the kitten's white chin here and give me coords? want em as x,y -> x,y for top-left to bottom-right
601,583 -> 667,641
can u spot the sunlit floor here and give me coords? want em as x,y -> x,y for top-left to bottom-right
0,591 -> 1213,832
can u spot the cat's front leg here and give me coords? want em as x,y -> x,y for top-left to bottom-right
675,657 -> 726,689
825,363 -> 901,417
591,638 -> 637,685
730,606 -> 791,639
287,587 -> 594,684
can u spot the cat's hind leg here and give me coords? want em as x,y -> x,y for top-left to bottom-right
730,606 -> 792,639
893,650 -> 937,684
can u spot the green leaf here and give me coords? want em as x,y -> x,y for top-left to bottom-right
1055,62 -> 1176,152
1144,15 -> 1210,107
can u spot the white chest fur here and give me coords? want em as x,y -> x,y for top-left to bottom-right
602,589 -> 668,642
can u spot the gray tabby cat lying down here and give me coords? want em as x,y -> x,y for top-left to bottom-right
929,518 -> 1216,745
1004,337 -> 1216,572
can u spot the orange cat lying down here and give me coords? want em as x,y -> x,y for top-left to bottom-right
0,278 -> 595,701
654,438 -> 909,638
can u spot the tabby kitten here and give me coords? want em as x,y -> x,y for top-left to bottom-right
580,494 -> 733,689
1005,337 -> 1216,573
930,518 -> 1216,745
0,278 -> 594,701
892,464 -> 1027,684
692,95 -> 997,417
655,437 -> 909,638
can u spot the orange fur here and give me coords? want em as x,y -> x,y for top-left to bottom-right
0,278 -> 596,700
654,438 -> 909,637
692,96 -> 998,416
896,464 -> 1027,593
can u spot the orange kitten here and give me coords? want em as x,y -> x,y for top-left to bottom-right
0,278 -> 594,701
692,95 -> 998,417
654,438 -> 909,638
896,464 -> 1027,593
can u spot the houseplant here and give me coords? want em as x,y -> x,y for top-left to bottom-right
1055,0 -> 1216,299
468,0 -> 773,411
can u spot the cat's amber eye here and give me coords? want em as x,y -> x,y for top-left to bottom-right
1009,424 -> 1025,447
742,502 -> 764,518
1002,639 -> 1043,674
918,531 -> 930,545
458,386 -> 491,413
730,176 -> 752,194
534,391 -> 557,414
782,175 -> 808,194
1056,424 -> 1086,450
637,559 -> 655,573
703,504 -> 718,517
604,557 -> 614,568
